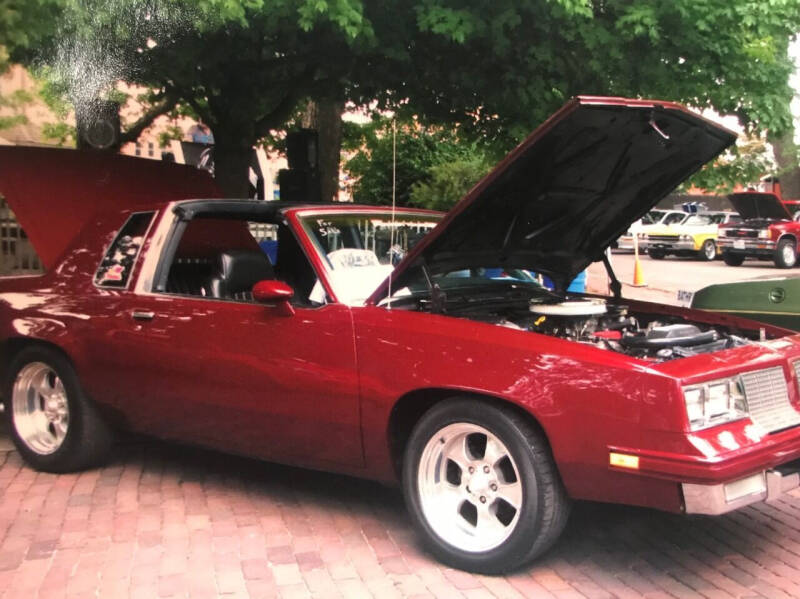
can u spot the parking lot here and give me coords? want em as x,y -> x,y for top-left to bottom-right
588,251 -> 794,305
2,421 -> 800,599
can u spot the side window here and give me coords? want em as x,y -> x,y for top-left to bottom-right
95,212 -> 154,288
159,216 -> 319,305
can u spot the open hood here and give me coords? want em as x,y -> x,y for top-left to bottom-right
368,96 -> 735,303
728,192 -> 792,221
0,146 -> 221,269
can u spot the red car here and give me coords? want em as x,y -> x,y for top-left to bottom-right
3,97 -> 800,574
718,191 -> 800,268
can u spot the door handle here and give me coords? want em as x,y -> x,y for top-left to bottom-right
131,311 -> 155,321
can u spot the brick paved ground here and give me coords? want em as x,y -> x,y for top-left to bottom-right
2,425 -> 800,599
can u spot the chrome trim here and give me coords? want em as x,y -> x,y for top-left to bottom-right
683,467 -> 800,515
718,238 -> 775,249
131,311 -> 155,321
135,204 -> 179,294
646,240 -> 696,250
741,367 -> 800,433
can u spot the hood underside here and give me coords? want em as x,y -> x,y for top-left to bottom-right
0,146 -> 221,268
369,96 -> 736,303
728,192 -> 792,221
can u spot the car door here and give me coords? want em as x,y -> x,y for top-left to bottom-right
84,209 -> 364,469
92,293 -> 362,468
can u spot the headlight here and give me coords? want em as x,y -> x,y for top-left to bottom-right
719,229 -> 728,237
683,376 -> 748,431
681,234 -> 692,241
758,229 -> 770,239
638,233 -> 646,239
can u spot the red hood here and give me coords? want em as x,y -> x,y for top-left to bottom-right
368,96 -> 736,302
0,146 -> 221,268
727,192 -> 792,221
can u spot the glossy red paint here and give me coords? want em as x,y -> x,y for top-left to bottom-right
252,279 -> 293,302
1,195 -> 800,514
0,147 -> 221,268
2,101 -> 800,527
252,280 -> 295,316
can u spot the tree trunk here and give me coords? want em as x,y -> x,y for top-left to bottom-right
212,134 -> 254,198
302,98 -> 345,202
770,131 -> 800,199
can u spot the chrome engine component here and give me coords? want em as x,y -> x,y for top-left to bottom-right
530,299 -> 607,316
457,297 -> 753,362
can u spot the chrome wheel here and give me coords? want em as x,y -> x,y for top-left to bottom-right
701,240 -> 716,261
783,243 -> 796,265
417,423 -> 523,553
11,362 -> 69,455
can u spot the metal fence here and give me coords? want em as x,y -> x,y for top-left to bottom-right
0,198 -> 43,276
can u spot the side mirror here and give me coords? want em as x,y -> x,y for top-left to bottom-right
252,280 -> 295,316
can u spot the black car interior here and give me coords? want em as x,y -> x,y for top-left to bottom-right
207,250 -> 274,301
160,203 -> 321,305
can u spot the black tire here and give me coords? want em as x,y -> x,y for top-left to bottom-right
722,252 -> 745,266
698,239 -> 717,261
402,399 -> 570,574
774,238 -> 797,269
3,346 -> 113,472
648,248 -> 665,260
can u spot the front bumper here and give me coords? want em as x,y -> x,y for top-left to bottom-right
683,460 -> 800,515
718,238 -> 776,254
642,239 -> 697,252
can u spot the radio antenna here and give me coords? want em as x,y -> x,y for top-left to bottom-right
388,118 -> 397,308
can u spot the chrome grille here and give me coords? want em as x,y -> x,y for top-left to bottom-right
722,229 -> 758,238
741,367 -> 800,433
647,234 -> 679,242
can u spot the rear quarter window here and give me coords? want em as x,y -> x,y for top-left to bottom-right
95,212 -> 154,288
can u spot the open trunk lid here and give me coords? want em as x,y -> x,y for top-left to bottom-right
0,146 -> 221,268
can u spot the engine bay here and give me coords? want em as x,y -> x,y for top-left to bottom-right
419,291 -> 757,362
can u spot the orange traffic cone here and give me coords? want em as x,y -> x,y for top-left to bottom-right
632,256 -> 647,287
631,236 -> 647,287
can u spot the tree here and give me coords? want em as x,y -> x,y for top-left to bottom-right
0,0 -> 61,73
410,158 -> 491,211
771,131 -> 800,198
26,0 -> 377,196
685,138 -> 775,194
13,0 -> 800,197
302,98 -> 345,202
364,1 -> 800,189
343,117 -> 490,208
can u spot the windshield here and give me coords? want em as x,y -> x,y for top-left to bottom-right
299,211 -> 442,305
663,212 -> 688,225
643,210 -> 665,224
684,214 -> 725,226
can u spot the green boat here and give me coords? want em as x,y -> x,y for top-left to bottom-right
690,277 -> 800,331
